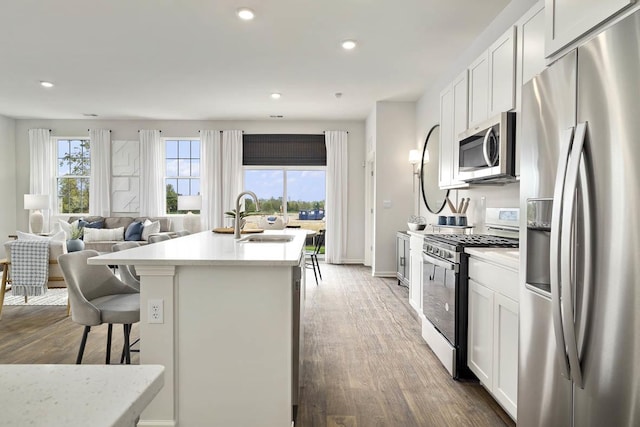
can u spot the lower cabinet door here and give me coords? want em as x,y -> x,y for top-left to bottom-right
492,293 -> 519,420
467,279 -> 494,389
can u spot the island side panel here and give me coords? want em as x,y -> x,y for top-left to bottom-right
137,265 -> 177,427
177,265 -> 293,427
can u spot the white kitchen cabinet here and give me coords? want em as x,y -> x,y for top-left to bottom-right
468,279 -> 495,389
409,234 -> 423,315
545,0 -> 634,58
467,253 -> 519,421
396,232 -> 410,287
488,26 -> 517,117
493,293 -> 519,418
468,52 -> 489,127
439,71 -> 469,189
515,0 -> 546,177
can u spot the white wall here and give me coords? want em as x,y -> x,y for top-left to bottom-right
14,119 -> 366,263
369,101 -> 416,276
414,0 -> 537,225
0,115 -> 16,257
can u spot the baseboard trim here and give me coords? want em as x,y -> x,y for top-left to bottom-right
372,271 -> 396,278
137,421 -> 176,427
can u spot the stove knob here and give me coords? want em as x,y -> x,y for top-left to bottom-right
434,248 -> 440,256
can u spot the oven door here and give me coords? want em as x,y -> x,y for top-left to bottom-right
422,252 -> 458,346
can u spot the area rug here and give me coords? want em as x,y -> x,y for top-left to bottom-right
3,288 -> 68,306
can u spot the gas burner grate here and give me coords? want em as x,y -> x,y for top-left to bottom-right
425,234 -> 519,248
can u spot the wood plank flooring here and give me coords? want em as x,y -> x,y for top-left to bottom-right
0,264 -> 513,426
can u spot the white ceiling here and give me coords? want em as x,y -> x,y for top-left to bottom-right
0,0 -> 509,121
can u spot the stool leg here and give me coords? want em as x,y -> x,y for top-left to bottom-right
76,326 -> 91,364
123,324 -> 131,364
106,324 -> 113,364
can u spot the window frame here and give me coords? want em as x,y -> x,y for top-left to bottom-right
54,136 -> 91,215
163,137 -> 201,215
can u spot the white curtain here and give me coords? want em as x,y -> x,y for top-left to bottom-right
200,130 -> 222,229
325,130 -> 348,264
139,130 -> 165,217
28,129 -> 55,232
89,129 -> 111,216
222,130 -> 243,226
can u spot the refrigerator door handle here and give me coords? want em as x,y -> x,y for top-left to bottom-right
550,126 -> 575,380
560,122 -> 588,389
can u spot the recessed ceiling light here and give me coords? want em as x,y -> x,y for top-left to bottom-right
269,115 -> 284,119
83,113 -> 98,117
237,7 -> 255,20
271,93 -> 281,99
341,40 -> 357,50
40,81 -> 54,88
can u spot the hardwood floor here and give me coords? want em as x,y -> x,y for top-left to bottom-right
297,264 -> 514,427
0,264 -> 513,426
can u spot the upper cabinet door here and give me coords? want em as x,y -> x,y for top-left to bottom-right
488,26 -> 517,117
468,52 -> 489,127
545,0 -> 635,57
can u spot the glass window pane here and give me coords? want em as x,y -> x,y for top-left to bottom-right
166,179 -> 178,213
58,140 -> 69,158
166,159 -> 178,177
177,179 -> 190,195
244,169 -> 283,214
191,179 -> 200,196
166,140 -> 178,158
179,140 -> 190,158
58,161 -> 70,176
178,159 -> 191,176
191,140 -> 200,159
286,170 -> 325,222
191,159 -> 200,177
70,140 -> 82,155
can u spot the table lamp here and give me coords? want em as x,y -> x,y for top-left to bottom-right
24,194 -> 50,234
178,195 -> 202,233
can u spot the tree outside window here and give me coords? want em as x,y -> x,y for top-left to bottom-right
57,139 -> 90,213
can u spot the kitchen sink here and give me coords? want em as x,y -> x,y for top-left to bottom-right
238,234 -> 295,243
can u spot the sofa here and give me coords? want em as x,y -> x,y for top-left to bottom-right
59,216 -> 174,253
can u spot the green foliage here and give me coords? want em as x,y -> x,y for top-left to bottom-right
245,197 -> 324,215
70,224 -> 83,240
166,183 -> 178,213
224,209 -> 259,219
58,140 -> 90,214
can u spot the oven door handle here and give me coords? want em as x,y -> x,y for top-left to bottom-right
422,252 -> 458,272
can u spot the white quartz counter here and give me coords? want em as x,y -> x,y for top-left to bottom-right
465,247 -> 520,270
88,229 -> 307,267
1,364 -> 164,427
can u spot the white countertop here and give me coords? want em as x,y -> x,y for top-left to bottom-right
465,247 -> 520,270
88,229 -> 307,267
0,364 -> 164,427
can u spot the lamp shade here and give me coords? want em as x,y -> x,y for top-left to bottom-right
24,194 -> 50,210
178,195 -> 202,211
408,149 -> 421,165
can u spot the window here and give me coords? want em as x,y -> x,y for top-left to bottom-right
165,139 -> 200,214
242,134 -> 326,228
57,138 -> 90,214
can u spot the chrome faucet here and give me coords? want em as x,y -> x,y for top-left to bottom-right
234,191 -> 260,239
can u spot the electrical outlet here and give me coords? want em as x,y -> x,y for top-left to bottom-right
148,299 -> 164,324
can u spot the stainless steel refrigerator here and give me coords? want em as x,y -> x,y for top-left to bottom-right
519,10 -> 640,427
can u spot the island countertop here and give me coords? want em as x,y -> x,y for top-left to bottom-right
88,229 -> 307,267
1,364 -> 164,427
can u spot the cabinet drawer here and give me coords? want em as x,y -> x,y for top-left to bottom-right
468,258 -> 518,301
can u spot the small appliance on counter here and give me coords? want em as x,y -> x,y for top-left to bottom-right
420,207 -> 519,379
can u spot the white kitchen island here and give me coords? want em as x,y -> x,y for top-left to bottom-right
89,230 -> 307,427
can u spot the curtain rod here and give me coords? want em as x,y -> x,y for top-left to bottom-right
137,130 -> 162,133
87,129 -> 111,132
323,131 -> 349,134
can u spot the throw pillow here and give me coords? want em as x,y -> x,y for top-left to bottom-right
78,219 -> 104,230
83,227 -> 125,243
141,220 -> 161,241
125,221 -> 144,241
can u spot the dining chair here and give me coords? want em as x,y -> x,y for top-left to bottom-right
305,229 -> 325,286
58,250 -> 140,365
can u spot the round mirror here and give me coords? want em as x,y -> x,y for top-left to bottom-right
420,124 -> 450,214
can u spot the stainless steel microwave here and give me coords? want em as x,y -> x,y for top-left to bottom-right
456,112 -> 516,183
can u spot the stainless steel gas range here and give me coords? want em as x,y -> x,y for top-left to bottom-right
421,208 -> 519,380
